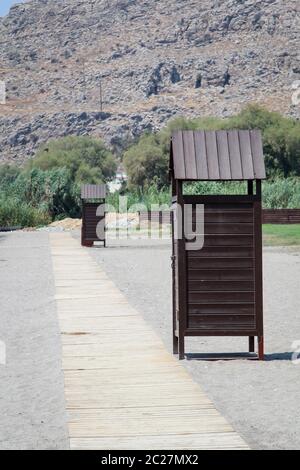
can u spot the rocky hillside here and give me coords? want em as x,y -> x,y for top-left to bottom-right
0,0 -> 299,163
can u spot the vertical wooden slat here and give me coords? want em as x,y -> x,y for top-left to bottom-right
183,131 -> 197,180
254,181 -> 263,339
250,130 -> 266,179
227,130 -> 243,179
238,131 -> 255,180
172,131 -> 186,179
177,180 -> 187,359
171,178 -> 178,354
205,131 -> 220,179
194,131 -> 208,179
216,131 -> 231,179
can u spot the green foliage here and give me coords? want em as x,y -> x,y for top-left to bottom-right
123,133 -> 168,190
1,107 -> 299,228
0,163 -> 21,187
263,224 -> 300,246
109,178 -> 300,211
184,181 -> 247,196
107,185 -> 171,212
186,178 -> 300,208
28,136 -> 117,183
3,167 -> 81,220
0,195 -> 50,227
262,177 -> 300,209
0,136 -> 117,227
124,105 -> 300,191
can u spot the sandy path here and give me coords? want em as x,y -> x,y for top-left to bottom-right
0,231 -> 69,450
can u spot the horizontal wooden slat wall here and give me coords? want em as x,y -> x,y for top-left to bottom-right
139,209 -> 300,225
186,203 -> 256,333
82,202 -> 105,242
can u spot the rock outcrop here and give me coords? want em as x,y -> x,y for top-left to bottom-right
0,0 -> 299,163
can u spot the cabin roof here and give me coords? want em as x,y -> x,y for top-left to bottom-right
81,184 -> 106,199
170,129 -> 266,181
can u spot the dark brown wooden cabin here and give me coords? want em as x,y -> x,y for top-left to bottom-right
81,184 -> 106,247
170,130 -> 266,360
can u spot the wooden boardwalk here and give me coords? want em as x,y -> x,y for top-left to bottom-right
50,233 -> 248,450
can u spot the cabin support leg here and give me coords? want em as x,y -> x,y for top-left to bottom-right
249,336 -> 255,353
178,333 -> 185,360
258,336 -> 264,360
173,333 -> 178,355
82,239 -> 94,247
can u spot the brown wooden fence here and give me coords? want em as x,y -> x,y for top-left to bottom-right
139,209 -> 300,225
262,209 -> 300,224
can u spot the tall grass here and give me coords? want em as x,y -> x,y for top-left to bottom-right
0,196 -> 51,227
107,185 -> 171,212
107,178 -> 300,211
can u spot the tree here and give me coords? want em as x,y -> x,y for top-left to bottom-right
28,136 -> 117,183
123,133 -> 169,190
123,106 -> 300,191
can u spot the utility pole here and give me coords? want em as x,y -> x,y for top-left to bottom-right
99,77 -> 103,112
82,58 -> 87,102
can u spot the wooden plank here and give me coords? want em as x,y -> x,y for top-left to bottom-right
238,130 -> 255,180
203,234 -> 254,247
250,130 -> 266,179
188,291 -> 255,303
188,269 -> 254,281
188,246 -> 254,258
188,257 -> 254,269
172,131 -> 186,179
216,130 -> 231,179
205,131 -> 220,179
188,280 -> 254,292
183,130 -> 197,179
194,130 -> 209,179
227,130 -> 243,179
202,210 -> 253,224
70,433 -> 248,450
188,303 -> 255,315
49,233 -> 249,450
188,318 -> 256,330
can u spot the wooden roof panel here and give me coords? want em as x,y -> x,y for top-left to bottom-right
81,184 -> 107,199
170,130 -> 266,181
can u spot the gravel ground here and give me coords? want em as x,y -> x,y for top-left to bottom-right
0,231 -> 69,450
82,233 -> 300,450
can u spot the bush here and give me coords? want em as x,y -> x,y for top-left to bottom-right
0,136 -> 118,227
185,178 -> 300,208
5,167 -> 81,219
123,105 -> 300,191
0,163 -> 21,187
107,185 -> 171,211
123,133 -> 169,190
28,135 -> 117,183
0,196 -> 51,227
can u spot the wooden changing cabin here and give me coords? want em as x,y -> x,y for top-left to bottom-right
81,184 -> 106,247
169,130 -> 266,360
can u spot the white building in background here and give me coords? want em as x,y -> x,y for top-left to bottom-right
108,164 -> 127,193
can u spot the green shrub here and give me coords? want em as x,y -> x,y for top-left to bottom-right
0,196 -> 51,227
0,163 -> 21,188
28,135 -> 117,183
123,105 -> 300,191
107,185 -> 171,211
123,133 -> 169,190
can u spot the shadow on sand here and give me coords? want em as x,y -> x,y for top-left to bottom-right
184,352 -> 293,362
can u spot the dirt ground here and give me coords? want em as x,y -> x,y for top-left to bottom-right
84,234 -> 300,450
1,229 -> 300,449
